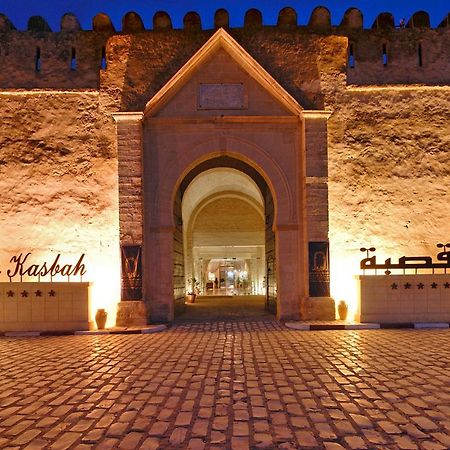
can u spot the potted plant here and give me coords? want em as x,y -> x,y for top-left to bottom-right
338,300 -> 348,320
186,277 -> 200,303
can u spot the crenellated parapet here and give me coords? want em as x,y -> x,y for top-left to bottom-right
1,8 -> 448,33
0,7 -> 448,90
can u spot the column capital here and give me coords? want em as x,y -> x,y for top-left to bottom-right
302,110 -> 333,120
112,112 -> 144,123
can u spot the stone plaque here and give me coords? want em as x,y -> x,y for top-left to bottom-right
198,83 -> 245,109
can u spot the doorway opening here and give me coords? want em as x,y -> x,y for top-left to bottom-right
173,156 -> 276,321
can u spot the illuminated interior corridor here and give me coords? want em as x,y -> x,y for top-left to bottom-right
176,166 -> 274,320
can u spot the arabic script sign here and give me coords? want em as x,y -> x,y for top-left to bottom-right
1,253 -> 86,282
360,244 -> 450,275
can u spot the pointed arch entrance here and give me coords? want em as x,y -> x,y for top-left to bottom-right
172,156 -> 276,319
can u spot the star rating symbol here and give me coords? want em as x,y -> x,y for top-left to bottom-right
7,290 -> 14,297
404,283 -> 411,289
21,290 -> 28,298
431,282 -> 438,289
444,282 -> 450,289
417,283 -> 424,290
391,283 -> 398,290
35,290 -> 42,297
49,290 -> 56,297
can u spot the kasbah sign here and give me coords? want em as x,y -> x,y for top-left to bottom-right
1,253 -> 86,282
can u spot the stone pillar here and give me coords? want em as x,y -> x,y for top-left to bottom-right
146,226 -> 175,322
275,224 -> 304,321
302,110 -> 335,320
112,112 -> 148,326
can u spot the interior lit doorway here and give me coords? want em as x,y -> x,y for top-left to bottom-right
205,258 -> 254,295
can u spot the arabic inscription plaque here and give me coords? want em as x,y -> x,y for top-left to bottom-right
198,83 -> 245,110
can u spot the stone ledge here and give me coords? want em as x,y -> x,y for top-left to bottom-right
285,321 -> 450,331
0,324 -> 167,337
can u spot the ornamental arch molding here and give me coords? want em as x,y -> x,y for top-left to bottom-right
161,136 -> 296,229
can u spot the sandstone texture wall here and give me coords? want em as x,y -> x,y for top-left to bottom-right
101,29 -> 347,111
327,85 -> 450,307
346,28 -> 450,85
0,32 -> 109,89
0,91 -> 119,324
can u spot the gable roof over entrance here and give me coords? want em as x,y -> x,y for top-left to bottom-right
143,28 -> 304,116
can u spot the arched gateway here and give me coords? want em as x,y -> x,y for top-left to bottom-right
173,156 -> 276,319
113,29 -> 335,323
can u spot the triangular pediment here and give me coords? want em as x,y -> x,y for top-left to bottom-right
144,28 -> 303,117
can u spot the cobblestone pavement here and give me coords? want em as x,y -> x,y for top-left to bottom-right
1,321 -> 450,450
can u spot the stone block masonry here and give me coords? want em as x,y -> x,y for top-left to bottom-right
0,282 -> 92,332
114,114 -> 143,245
358,275 -> 450,323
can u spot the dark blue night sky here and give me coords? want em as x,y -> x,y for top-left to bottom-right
2,1 -> 449,30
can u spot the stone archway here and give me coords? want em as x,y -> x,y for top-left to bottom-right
113,28 -> 335,325
142,129 -> 307,323
172,161 -> 276,319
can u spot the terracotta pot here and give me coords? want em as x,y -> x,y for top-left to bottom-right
186,294 -> 196,304
95,308 -> 108,329
338,302 -> 348,321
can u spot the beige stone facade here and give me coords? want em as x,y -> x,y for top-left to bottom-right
0,8 -> 449,325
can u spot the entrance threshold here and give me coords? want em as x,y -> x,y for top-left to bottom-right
174,295 -> 274,323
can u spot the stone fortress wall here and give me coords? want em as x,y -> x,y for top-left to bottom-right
0,6 -> 449,319
0,8 -> 449,89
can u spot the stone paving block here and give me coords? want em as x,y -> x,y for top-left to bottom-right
116,432 -> 143,449
11,429 -> 41,446
50,432 -> 81,449
295,430 -> 318,447
393,435 -> 419,449
81,428 -> 104,444
105,422 -> 128,438
231,436 -> 250,450
421,441 -> 447,450
139,437 -> 159,449
23,437 -> 49,450
187,438 -> 205,449
148,421 -> 168,437
344,435 -> 368,449
96,438 -> 120,449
